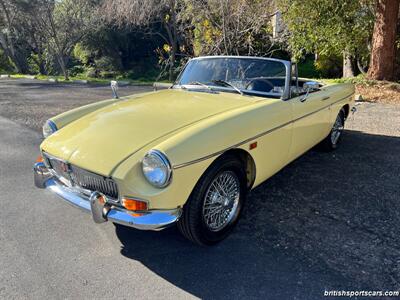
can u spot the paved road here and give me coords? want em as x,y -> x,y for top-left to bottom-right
0,79 -> 399,299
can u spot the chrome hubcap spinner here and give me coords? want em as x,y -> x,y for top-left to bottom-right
202,170 -> 240,231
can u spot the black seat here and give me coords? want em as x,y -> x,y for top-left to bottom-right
247,79 -> 273,92
247,78 -> 286,93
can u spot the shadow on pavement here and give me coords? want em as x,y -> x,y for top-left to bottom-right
115,130 -> 400,299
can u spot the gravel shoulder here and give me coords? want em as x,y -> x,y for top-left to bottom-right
0,79 -> 399,298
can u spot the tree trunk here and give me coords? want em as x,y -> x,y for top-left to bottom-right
357,59 -> 367,74
0,35 -> 20,73
164,16 -> 177,81
38,60 -> 47,75
343,51 -> 354,78
0,0 -> 24,73
169,50 -> 176,82
367,0 -> 400,80
57,55 -> 68,80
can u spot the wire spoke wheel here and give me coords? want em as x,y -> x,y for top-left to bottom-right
331,113 -> 344,145
202,170 -> 240,232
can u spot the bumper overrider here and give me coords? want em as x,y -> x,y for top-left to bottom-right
33,161 -> 181,231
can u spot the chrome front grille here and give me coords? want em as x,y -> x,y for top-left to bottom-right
69,165 -> 119,199
44,153 -> 119,199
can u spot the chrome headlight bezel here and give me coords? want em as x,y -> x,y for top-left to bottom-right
42,120 -> 58,138
141,149 -> 172,188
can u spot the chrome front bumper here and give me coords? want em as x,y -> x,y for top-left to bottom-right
34,162 -> 181,231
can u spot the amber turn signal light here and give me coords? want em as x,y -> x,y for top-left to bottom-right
122,198 -> 148,211
36,155 -> 44,163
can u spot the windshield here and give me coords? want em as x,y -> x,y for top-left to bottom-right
175,57 -> 288,98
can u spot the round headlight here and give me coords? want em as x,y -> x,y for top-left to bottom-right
142,150 -> 172,188
42,120 -> 57,138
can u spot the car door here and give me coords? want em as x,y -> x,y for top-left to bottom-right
289,89 -> 332,160
245,98 -> 294,187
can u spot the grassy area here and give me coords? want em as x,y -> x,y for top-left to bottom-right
325,74 -> 400,87
324,75 -> 400,104
6,72 -> 400,104
9,74 -> 156,86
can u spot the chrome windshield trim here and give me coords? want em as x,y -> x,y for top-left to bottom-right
190,55 -> 292,64
174,84 -> 284,99
173,93 -> 354,169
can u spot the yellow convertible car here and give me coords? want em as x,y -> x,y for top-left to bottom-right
34,56 -> 355,245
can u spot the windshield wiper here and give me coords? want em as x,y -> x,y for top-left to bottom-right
185,81 -> 212,90
212,79 -> 243,95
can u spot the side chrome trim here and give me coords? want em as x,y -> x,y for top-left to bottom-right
173,93 -> 354,169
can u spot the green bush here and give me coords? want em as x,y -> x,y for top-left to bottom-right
99,70 -> 117,79
314,54 -> 342,78
298,56 -> 321,78
0,49 -> 14,73
85,67 -> 97,78
69,65 -> 85,77
73,43 -> 92,65
94,56 -> 121,72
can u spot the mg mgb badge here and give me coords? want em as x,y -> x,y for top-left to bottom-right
60,161 -> 69,173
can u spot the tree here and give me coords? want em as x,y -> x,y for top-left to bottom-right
0,0 -> 29,73
9,0 -> 49,75
102,0 -> 183,81
30,0 -> 97,80
279,0 -> 375,78
367,0 -> 400,80
181,0 -> 276,57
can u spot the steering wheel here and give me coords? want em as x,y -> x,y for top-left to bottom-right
245,79 -> 275,92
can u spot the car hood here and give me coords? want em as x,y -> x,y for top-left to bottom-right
41,89 -> 253,176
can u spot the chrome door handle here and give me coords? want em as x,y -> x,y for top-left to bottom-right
322,96 -> 330,101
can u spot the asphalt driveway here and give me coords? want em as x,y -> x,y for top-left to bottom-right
0,79 -> 151,132
0,79 -> 399,299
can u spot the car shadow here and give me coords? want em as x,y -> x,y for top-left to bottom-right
115,130 -> 400,299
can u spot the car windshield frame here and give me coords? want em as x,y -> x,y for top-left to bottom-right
173,56 -> 292,100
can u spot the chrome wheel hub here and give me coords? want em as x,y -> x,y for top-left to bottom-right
202,171 -> 240,232
331,114 -> 344,145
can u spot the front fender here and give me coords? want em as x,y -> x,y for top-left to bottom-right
112,148 -> 215,209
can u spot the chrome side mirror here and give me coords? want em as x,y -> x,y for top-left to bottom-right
300,81 -> 320,102
303,81 -> 320,91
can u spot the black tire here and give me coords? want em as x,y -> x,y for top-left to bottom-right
177,155 -> 247,246
318,108 -> 346,152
